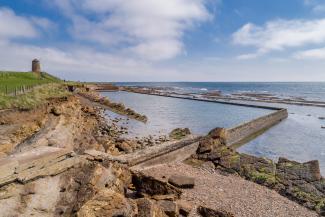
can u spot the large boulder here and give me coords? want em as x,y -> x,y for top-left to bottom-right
276,158 -> 321,182
207,128 -> 227,142
275,158 -> 325,213
132,172 -> 181,199
168,175 -> 195,189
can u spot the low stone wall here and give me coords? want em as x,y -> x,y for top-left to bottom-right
131,141 -> 199,170
84,135 -> 202,168
226,109 -> 288,146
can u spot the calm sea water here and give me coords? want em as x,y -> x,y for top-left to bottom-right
104,82 -> 325,174
102,91 -> 272,136
114,82 -> 325,101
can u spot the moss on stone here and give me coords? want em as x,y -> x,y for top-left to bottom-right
250,171 -> 277,185
315,199 -> 325,213
229,154 -> 240,164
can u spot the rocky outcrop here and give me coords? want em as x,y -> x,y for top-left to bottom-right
196,128 -> 325,215
168,175 -> 195,189
0,147 -> 82,187
136,198 -> 168,217
197,206 -> 235,217
132,172 -> 181,199
169,128 -> 191,140
77,189 -> 135,217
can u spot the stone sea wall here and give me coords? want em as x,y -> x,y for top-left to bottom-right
226,109 -> 288,146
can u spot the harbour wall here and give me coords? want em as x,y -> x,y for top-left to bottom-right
225,109 -> 288,146
98,89 -> 289,149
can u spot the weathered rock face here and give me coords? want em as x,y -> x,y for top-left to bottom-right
276,158 -> 325,214
196,132 -> 325,215
197,206 -> 235,217
77,189 -> 135,217
136,198 -> 168,217
132,172 -> 181,199
277,158 -> 321,182
168,175 -> 195,189
169,128 -> 191,140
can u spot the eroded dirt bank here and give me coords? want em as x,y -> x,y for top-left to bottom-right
0,88 -> 323,217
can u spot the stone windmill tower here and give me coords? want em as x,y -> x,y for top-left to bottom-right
32,59 -> 41,76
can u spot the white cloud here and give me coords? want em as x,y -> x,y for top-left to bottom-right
313,4 -> 325,13
233,19 -> 325,58
51,0 -> 211,60
0,39 -> 184,81
0,8 -> 38,40
303,0 -> 325,13
294,47 -> 325,59
0,7 -> 55,41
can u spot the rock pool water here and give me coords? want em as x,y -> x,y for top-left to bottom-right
102,91 -> 325,175
102,91 -> 273,137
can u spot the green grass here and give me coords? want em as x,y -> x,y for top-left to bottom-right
0,71 -> 60,94
0,71 -> 69,110
0,83 -> 71,110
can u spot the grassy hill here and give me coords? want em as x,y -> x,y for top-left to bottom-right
0,71 -> 70,110
0,71 -> 61,94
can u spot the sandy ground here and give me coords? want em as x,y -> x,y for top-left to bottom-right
141,162 -> 318,217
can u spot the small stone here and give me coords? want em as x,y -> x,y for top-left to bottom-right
168,175 -> 195,189
169,128 -> 191,140
50,107 -> 62,116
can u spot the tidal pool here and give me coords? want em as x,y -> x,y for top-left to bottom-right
102,91 -> 273,137
103,91 -> 325,175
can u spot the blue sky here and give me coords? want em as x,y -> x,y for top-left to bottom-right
1,0 -> 325,81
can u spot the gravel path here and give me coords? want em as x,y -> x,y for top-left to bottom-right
141,162 -> 318,217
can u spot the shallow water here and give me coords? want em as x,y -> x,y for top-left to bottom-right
103,91 -> 325,175
237,101 -> 325,175
102,91 -> 273,137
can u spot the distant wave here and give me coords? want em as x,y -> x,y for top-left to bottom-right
200,88 -> 208,91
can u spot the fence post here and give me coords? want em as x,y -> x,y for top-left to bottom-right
5,85 -> 7,95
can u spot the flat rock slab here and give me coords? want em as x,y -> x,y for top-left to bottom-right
0,146 -> 81,186
168,175 -> 195,189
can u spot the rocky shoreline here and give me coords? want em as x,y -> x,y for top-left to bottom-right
119,85 -> 325,108
0,86 -> 324,216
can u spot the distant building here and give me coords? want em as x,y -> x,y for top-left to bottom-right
32,59 -> 41,75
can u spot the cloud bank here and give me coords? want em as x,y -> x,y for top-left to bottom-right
233,18 -> 325,59
52,0 -> 211,60
0,1 -> 211,80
